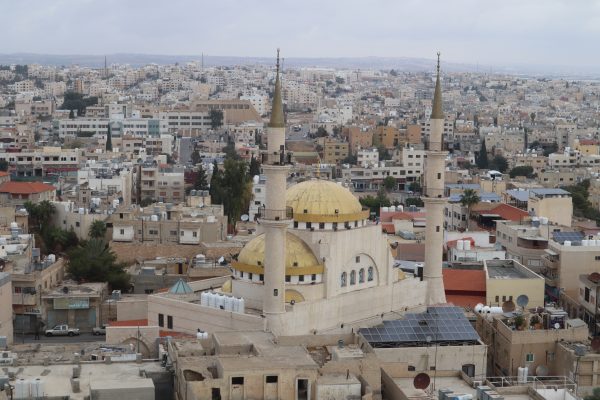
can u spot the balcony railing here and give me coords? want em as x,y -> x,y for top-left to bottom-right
257,207 -> 294,221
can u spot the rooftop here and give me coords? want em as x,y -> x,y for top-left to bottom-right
0,181 -> 55,194
485,260 -> 540,280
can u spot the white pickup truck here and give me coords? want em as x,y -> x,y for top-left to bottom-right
45,325 -> 80,337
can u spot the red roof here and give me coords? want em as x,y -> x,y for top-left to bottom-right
446,294 -> 486,308
381,223 -> 395,234
0,172 -> 8,177
443,269 -> 486,293
395,243 -> 425,261
473,203 -> 528,222
108,319 -> 148,327
0,181 -> 55,194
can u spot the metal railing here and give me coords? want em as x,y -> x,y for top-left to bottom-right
257,207 -> 294,221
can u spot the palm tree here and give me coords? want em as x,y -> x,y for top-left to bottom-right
459,189 -> 480,230
89,220 -> 107,239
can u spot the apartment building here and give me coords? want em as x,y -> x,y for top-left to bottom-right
357,148 -> 378,167
321,138 -> 349,164
136,164 -> 185,204
111,201 -> 226,245
0,147 -> 80,177
578,272 -> 600,332
527,188 -> 573,227
483,259 -> 545,308
342,126 -> 373,155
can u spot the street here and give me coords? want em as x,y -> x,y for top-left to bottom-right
14,332 -> 106,344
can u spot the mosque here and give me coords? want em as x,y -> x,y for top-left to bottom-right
221,51 -> 448,336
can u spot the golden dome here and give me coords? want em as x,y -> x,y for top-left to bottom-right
286,180 -> 368,223
233,232 -> 323,276
221,279 -> 232,293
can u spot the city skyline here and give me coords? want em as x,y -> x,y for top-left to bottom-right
2,0 -> 600,71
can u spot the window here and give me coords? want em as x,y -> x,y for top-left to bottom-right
311,274 -> 316,281
341,272 -> 347,287
350,270 -> 356,285
193,232 -> 198,238
526,353 -> 534,362
266,375 -> 278,383
145,289 -> 154,294
158,313 -> 164,327
595,256 -> 600,261
319,222 -> 325,229
368,267 -> 374,281
259,274 -> 264,281
75,222 -> 80,227
299,275 -> 305,282
355,256 -> 360,263
285,275 -> 290,282
495,296 -> 500,302
167,315 -> 173,329
232,377 -> 244,385
408,365 -> 416,371
249,273 -> 253,280
120,229 -> 125,235
170,230 -> 177,236
359,268 -> 365,283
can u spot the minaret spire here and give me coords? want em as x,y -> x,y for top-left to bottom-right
431,52 -> 443,120
269,48 -> 285,128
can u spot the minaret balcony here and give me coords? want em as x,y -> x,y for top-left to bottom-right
258,206 -> 294,221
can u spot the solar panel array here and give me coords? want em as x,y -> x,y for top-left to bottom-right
359,306 -> 480,345
552,231 -> 584,244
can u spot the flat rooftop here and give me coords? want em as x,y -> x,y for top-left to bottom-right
3,362 -> 163,400
393,377 -> 530,400
485,260 -> 539,279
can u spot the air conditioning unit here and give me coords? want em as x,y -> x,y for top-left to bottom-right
472,380 -> 483,388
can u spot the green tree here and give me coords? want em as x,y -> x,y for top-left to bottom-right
88,220 -> 107,239
383,176 -> 397,192
405,197 -> 424,208
335,76 -> 345,84
190,150 -> 201,165
315,127 -> 328,137
220,159 -> 252,225
248,157 -> 261,178
222,141 -> 240,160
489,155 -> 508,173
377,144 -> 391,161
193,164 -> 209,191
509,166 -> 534,179
530,112 -> 536,124
460,189 -> 481,229
477,140 -> 489,169
584,387 -> 600,400
140,197 -> 154,207
69,109 -> 75,119
341,154 -> 357,165
209,109 -> 224,130
24,200 -> 56,233
209,161 -> 224,205
67,239 -> 130,291
408,181 -> 422,193
0,159 -> 8,172
359,190 -> 391,217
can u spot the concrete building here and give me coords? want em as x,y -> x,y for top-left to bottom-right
321,138 -> 349,164
483,259 -> 545,308
135,163 -> 185,204
357,148 -> 379,167
527,188 -> 573,227
0,272 -> 13,344
41,281 -> 106,331
577,272 -> 600,333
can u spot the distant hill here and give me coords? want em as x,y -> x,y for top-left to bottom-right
0,53 -> 597,78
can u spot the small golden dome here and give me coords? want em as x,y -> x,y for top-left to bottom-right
286,180 -> 368,223
221,279 -> 232,293
233,232 -> 323,276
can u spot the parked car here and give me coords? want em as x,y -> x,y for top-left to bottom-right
44,325 -> 80,337
92,325 -> 107,335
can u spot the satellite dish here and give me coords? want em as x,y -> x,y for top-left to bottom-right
241,214 -> 249,222
554,323 -> 560,329
535,364 -> 548,376
591,337 -> 600,352
516,295 -> 529,309
413,373 -> 431,390
502,300 -> 516,313
218,256 -> 225,264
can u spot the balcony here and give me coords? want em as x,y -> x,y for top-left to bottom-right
13,293 -> 37,306
257,207 -> 294,221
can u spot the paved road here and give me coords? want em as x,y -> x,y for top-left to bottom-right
14,332 -> 105,344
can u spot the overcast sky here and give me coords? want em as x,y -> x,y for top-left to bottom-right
2,0 -> 600,68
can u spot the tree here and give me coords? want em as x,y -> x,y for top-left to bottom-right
383,176 -> 397,192
190,150 -> 201,165
222,141 -> 240,160
193,164 -> 209,191
209,109 -> 224,130
377,144 -> 391,161
476,140 -> 489,169
405,197 -> 424,208
88,220 -> 107,239
59,91 -> 98,116
509,165 -> 534,179
341,154 -> 357,165
489,155 -> 508,173
0,160 -> 8,172
584,387 -> 600,400
67,239 -> 130,291
530,112 -> 536,124
248,157 -> 261,178
460,189 -> 481,229
69,109 -> 75,119
335,76 -> 345,84
315,127 -> 328,137
220,159 -> 253,225
408,181 -> 422,193
24,200 -> 56,233
140,197 -> 153,207
359,191 -> 391,217
209,161 -> 224,205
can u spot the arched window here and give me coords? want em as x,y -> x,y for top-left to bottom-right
350,270 -> 356,285
359,268 -> 365,283
341,272 -> 347,287
368,266 -> 374,282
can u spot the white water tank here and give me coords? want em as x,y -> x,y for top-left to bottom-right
208,292 -> 216,308
457,240 -> 465,250
78,208 -> 85,214
150,215 -> 158,222
397,205 -> 404,212
218,294 -> 226,309
482,306 -> 491,315
382,207 -> 389,213
583,239 -> 590,246
474,303 -> 484,314
224,296 -> 233,311
232,297 -> 240,313
14,379 -> 29,399
389,205 -> 396,212
48,254 -> 56,263
207,216 -> 216,223
517,366 -> 528,383
541,217 -> 548,225
564,240 -> 571,246
238,297 -> 245,313
200,292 -> 208,306
31,378 -> 44,398
464,240 -> 472,251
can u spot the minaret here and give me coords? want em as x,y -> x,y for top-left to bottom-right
106,123 -> 113,152
261,49 -> 291,327
423,53 -> 447,305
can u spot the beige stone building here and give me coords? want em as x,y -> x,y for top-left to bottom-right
527,188 -> 573,227
0,273 -> 13,344
483,259 -> 545,308
321,138 -> 349,164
